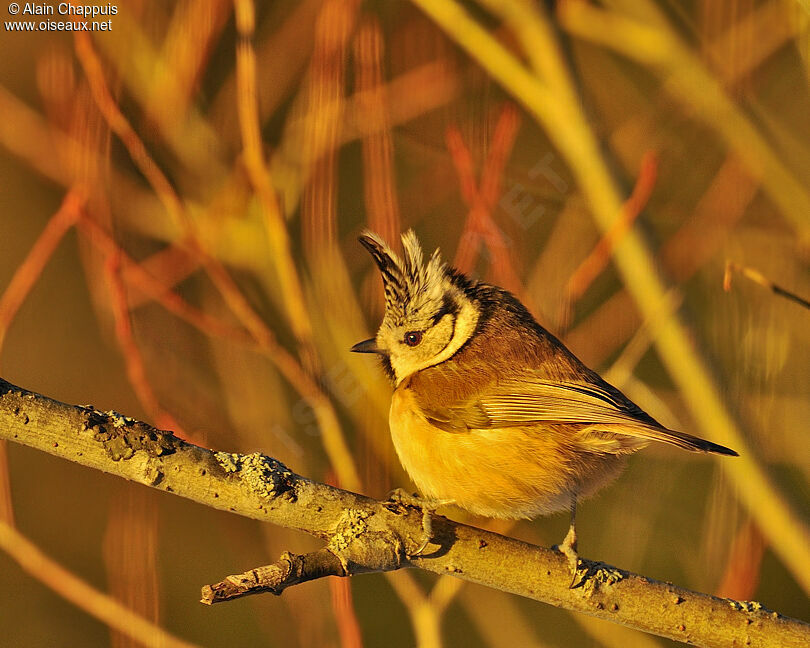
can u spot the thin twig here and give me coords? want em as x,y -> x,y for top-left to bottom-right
354,15 -> 402,246
446,104 -> 523,293
330,576 -> 365,648
73,33 -> 188,230
233,0 -> 316,351
103,251 -> 189,439
0,189 -> 85,355
77,216 -> 252,344
565,151 -> 658,303
724,262 -> 810,311
715,519 -> 766,601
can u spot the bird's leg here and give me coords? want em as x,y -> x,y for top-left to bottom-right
553,500 -> 580,583
387,489 -> 453,556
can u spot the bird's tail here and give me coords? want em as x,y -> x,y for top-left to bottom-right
626,424 -> 738,456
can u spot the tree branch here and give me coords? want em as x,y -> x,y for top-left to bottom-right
0,376 -> 807,648
201,549 -> 346,603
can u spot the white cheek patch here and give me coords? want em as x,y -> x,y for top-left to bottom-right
393,299 -> 478,385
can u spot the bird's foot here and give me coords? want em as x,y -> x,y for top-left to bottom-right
552,524 -> 581,587
386,489 -> 452,557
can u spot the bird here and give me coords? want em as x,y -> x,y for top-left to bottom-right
351,229 -> 737,572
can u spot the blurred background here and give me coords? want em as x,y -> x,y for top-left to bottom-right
0,0 -> 809,646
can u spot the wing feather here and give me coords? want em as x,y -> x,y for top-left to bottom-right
424,375 -> 737,456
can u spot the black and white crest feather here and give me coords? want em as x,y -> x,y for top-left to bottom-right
359,230 -> 448,324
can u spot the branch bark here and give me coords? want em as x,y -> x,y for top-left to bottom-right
0,376 -> 807,648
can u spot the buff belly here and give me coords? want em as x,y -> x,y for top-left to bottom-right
389,386 -> 627,519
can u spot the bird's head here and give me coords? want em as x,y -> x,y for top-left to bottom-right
352,230 -> 480,385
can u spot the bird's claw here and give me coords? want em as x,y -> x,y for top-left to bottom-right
553,523 -> 581,588
411,507 -> 435,556
386,489 -> 451,557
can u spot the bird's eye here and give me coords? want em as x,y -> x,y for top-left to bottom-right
403,331 -> 423,347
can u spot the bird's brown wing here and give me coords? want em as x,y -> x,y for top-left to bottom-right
422,375 -> 737,456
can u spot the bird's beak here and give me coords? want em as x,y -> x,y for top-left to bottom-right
351,338 -> 387,355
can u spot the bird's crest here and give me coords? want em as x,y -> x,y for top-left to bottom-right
358,230 -> 448,324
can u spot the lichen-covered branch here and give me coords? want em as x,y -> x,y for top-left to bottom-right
0,376 -> 807,648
